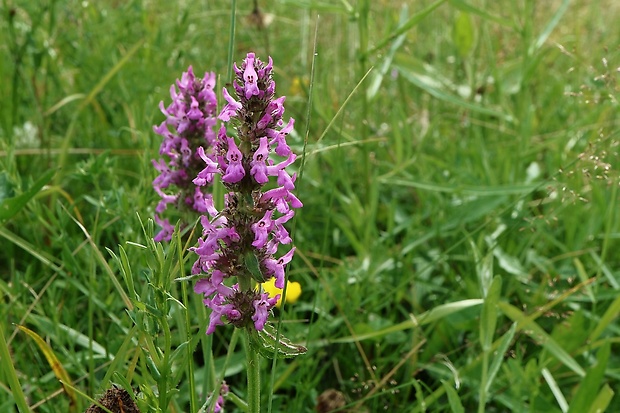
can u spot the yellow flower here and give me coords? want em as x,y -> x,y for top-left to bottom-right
262,278 -> 301,308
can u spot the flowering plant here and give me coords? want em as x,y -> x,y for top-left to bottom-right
191,53 -> 303,341
153,52 -> 305,413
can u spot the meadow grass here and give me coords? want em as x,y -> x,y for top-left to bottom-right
1,0 -> 620,412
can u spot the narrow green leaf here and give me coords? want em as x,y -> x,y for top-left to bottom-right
64,205 -> 133,311
589,250 -> 620,290
144,350 -> 162,380
442,381 -> 465,413
100,326 -> 138,387
383,179 -> 537,196
0,320 -> 32,413
327,299 -> 483,344
573,258 -> 595,302
111,372 -> 140,404
168,341 -> 189,366
0,168 -> 56,222
542,368 -> 569,413
244,250 -> 267,283
568,341 -> 610,413
60,381 -> 113,413
530,0 -> 570,53
485,322 -> 517,393
586,384 -> 614,413
480,276 -> 501,351
471,233 -> 493,296
367,5 -> 408,100
589,293 -> 620,342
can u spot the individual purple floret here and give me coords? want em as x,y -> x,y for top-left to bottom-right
152,66 -> 218,241
192,53 -> 300,335
207,381 -> 229,413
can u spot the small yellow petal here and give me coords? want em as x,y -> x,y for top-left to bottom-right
261,279 -> 302,308
285,281 -> 302,305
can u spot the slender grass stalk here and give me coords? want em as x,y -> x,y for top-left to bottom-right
478,351 -> 489,413
357,0 -> 371,189
88,259 -> 95,399
178,230 -> 197,413
0,319 -> 32,413
226,0 -> 237,83
267,14 -> 320,413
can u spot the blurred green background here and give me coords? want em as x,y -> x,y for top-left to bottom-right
1,1 -> 620,412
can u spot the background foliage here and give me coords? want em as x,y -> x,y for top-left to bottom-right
1,0 -> 619,412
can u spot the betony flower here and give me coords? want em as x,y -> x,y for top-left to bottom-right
250,137 -> 270,184
263,248 -> 296,289
251,210 -> 274,248
192,53 -> 301,335
221,135 -> 245,183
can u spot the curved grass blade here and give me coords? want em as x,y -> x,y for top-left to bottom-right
325,299 -> 483,345
0,320 -> 32,412
17,325 -> 77,412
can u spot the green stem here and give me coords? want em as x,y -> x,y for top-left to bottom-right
159,313 -> 172,411
245,329 -> 261,413
478,350 -> 489,413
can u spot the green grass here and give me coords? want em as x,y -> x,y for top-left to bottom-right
1,0 -> 620,412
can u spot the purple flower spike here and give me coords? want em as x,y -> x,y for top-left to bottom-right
152,66 -> 218,241
192,53 -> 301,335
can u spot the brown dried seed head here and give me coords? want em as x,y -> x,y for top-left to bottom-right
84,387 -> 141,413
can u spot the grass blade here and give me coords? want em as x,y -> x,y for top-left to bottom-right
589,293 -> 620,342
568,341 -> 610,413
0,320 -> 32,412
530,0 -> 571,53
442,380 -> 465,413
327,299 -> 483,344
485,322 -> 517,394
498,302 -> 585,377
542,367 -> 569,413
586,384 -> 614,413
